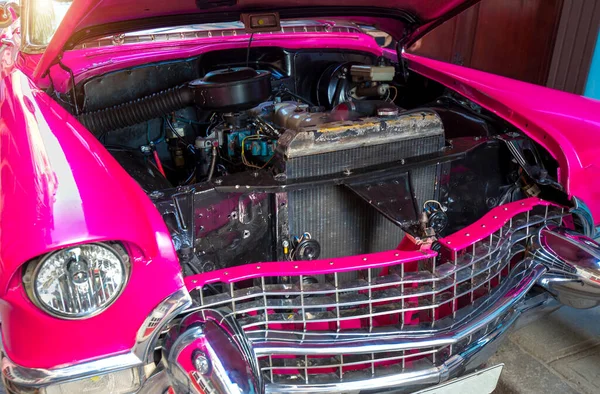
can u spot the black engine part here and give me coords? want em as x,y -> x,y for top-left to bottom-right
77,85 -> 194,134
316,62 -> 356,108
77,67 -> 271,134
190,67 -> 271,111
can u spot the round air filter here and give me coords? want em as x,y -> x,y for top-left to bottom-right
189,67 -> 271,112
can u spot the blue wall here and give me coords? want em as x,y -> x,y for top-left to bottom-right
585,30 -> 600,99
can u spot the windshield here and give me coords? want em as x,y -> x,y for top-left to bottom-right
26,0 -> 72,46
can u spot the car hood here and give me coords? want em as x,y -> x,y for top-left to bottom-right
32,0 -> 480,80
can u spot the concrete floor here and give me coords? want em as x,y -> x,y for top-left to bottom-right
491,305 -> 600,394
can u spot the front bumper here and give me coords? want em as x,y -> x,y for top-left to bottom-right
3,197 -> 600,394
263,264 -> 547,393
164,262 -> 548,394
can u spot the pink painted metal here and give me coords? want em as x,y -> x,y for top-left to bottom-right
0,66 -> 184,368
439,197 -> 554,252
32,0 -> 478,80
405,53 -> 600,225
184,249 -> 436,290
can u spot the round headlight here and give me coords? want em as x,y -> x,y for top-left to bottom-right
23,243 -> 130,319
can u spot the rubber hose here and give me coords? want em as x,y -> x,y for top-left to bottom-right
77,85 -> 194,134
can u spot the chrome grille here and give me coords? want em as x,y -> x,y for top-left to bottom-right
188,200 -> 565,385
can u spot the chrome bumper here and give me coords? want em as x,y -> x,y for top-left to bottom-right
162,261 -> 547,394
262,263 -> 546,393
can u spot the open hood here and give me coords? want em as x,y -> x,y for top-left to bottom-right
30,0 -> 480,80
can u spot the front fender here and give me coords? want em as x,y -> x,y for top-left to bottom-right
0,68 -> 183,368
404,53 -> 600,225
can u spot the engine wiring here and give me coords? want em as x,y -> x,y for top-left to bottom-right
423,200 -> 447,212
240,134 -> 276,169
388,85 -> 398,102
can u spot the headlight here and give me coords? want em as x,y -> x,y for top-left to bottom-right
23,243 -> 130,319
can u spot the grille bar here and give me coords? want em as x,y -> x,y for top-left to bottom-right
185,198 -> 565,385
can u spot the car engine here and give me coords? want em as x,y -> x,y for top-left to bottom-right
69,48 -> 553,275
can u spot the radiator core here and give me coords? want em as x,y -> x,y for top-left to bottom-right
277,110 -> 445,258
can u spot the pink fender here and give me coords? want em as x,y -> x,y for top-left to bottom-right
404,53 -> 600,224
0,67 -> 184,368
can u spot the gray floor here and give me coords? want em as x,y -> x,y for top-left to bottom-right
491,305 -> 600,393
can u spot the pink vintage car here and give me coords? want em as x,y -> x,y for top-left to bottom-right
1,0 -> 600,393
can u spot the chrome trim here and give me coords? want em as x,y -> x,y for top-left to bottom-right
164,308 -> 263,394
253,262 -> 545,356
262,263 -> 546,393
533,225 -> 600,308
2,352 -> 141,387
1,288 -> 191,388
570,196 -> 596,238
511,291 -> 560,331
188,203 -> 566,388
73,21 -> 363,50
134,288 -> 192,364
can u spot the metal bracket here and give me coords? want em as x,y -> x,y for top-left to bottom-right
345,172 -> 418,227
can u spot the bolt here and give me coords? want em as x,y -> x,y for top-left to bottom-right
193,351 -> 210,375
282,240 -> 290,247
149,190 -> 164,199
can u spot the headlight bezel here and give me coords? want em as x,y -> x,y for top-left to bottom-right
22,242 -> 131,320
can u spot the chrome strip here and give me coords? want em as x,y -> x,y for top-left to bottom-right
134,288 -> 192,364
571,196 -> 596,238
253,262 -> 546,356
164,309 -> 263,394
1,352 -> 141,387
2,288 -> 191,387
263,263 -> 546,393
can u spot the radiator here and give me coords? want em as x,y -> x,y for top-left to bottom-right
276,110 -> 446,258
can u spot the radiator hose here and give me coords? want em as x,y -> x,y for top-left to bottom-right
76,85 -> 194,134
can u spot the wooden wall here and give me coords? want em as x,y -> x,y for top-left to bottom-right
409,0 -> 565,86
547,0 -> 600,94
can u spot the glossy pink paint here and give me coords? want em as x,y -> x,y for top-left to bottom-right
32,0 -> 477,80
405,53 -> 600,224
439,197 -> 554,252
184,249 -> 435,290
0,68 -> 184,368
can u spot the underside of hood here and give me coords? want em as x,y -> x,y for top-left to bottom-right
31,0 -> 480,81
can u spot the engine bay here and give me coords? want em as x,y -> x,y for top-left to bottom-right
62,47 -> 566,275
